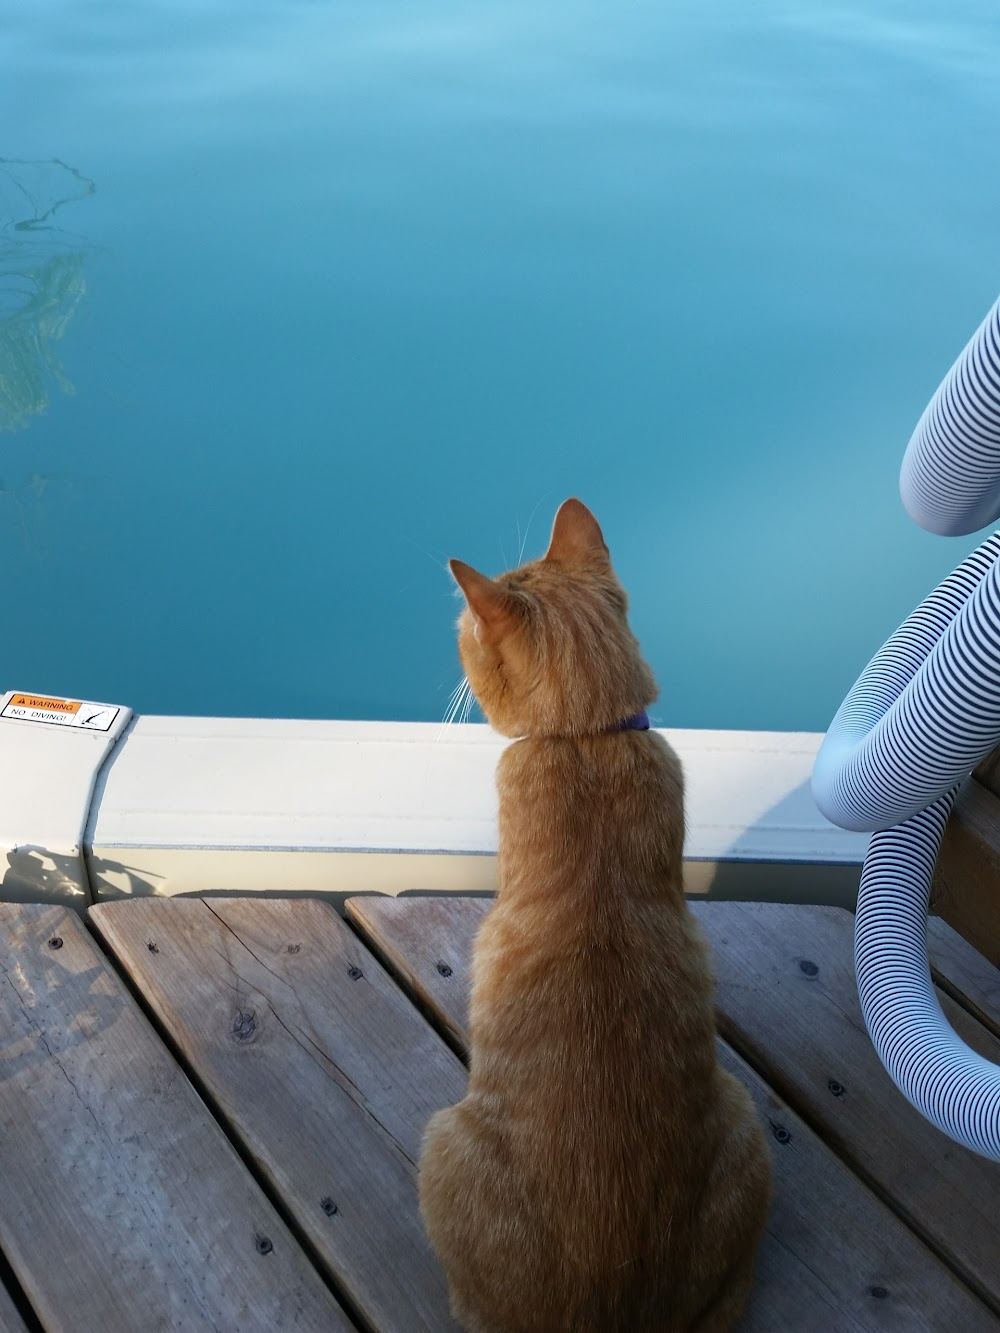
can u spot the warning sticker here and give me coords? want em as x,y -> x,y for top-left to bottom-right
2,693 -> 121,732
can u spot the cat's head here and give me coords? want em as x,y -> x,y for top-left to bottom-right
449,498 -> 658,738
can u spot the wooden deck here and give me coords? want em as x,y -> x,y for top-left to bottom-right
0,896 -> 997,1331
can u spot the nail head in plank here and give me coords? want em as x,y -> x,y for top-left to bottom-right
346,895 -> 996,1331
690,901 -> 1000,1311
0,903 -> 350,1333
90,896 -> 466,1333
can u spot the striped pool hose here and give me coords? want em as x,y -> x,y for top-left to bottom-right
813,296 -> 1000,1160
900,296 -> 1000,537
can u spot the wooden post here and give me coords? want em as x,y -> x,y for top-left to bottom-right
931,748 -> 1000,966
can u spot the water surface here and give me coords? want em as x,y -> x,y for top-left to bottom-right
3,1 -> 999,729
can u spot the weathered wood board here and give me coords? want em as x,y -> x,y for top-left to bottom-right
91,897 -> 465,1333
0,904 -> 349,1333
928,915 -> 1000,1041
689,901 -> 1000,1313
346,895 -> 998,1331
347,895 -> 482,1053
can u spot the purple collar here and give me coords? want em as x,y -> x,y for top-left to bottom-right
611,710 -> 650,732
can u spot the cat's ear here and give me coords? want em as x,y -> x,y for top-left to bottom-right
544,498 -> 610,565
449,559 -> 519,640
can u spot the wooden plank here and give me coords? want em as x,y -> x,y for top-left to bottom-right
344,896 -> 485,1057
90,897 -> 465,1333
346,896 -> 482,1053
686,901 -> 1000,1313
347,895 -> 997,1332
0,903 -> 349,1333
932,776 -> 1000,967
928,915 -> 1000,1042
973,744 -> 1000,796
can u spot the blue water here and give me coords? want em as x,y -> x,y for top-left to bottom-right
2,1 -> 999,729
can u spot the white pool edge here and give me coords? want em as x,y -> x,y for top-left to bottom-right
0,698 -> 868,911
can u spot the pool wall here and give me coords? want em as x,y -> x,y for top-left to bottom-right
0,690 -> 867,911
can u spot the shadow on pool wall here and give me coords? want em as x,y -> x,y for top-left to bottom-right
0,157 -> 94,433
1,844 -> 164,906
1,845 -> 88,903
699,778 -> 865,910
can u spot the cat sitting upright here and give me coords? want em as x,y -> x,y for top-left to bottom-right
419,498 -> 771,1333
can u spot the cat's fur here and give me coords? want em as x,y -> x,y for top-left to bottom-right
419,498 -> 771,1333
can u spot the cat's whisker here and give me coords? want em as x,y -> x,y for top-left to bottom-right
437,676 -> 471,741
443,677 -> 465,715
402,533 -> 451,575
439,685 -> 462,733
460,683 -> 476,725
456,684 -> 471,724
444,682 -> 466,726
460,680 -> 475,725
516,497 -> 544,565
461,679 -> 476,724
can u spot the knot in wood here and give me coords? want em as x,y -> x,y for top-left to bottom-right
799,959 -> 818,976
232,1009 -> 257,1042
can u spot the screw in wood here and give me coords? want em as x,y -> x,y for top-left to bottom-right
47,937 -> 63,950
799,960 -> 818,976
436,961 -> 453,977
320,1198 -> 338,1217
255,1235 -> 273,1256
868,1287 -> 888,1300
827,1079 -> 846,1097
347,965 -> 363,980
769,1121 -> 792,1145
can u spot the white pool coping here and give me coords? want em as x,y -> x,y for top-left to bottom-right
0,690 -> 867,910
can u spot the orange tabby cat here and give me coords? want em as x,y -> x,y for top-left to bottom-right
419,498 -> 771,1332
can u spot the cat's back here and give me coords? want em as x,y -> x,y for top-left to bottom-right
474,727 -> 720,1198
495,728 -> 686,899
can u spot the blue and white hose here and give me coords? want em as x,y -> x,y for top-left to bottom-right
813,294 -> 1000,1160
900,296 -> 1000,537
